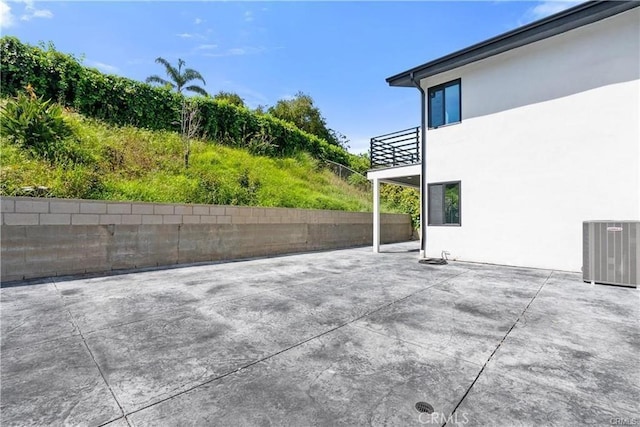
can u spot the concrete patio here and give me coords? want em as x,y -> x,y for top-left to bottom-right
1,242 -> 638,426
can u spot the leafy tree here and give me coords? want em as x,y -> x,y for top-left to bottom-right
348,152 -> 371,175
145,57 -> 208,96
254,104 -> 268,115
268,92 -> 348,149
212,91 -> 245,107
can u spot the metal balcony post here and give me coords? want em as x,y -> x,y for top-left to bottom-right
416,127 -> 420,163
369,138 -> 374,168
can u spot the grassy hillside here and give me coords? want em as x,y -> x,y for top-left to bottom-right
0,107 -> 385,213
0,36 -> 351,166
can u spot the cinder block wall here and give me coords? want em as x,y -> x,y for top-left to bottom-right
0,197 -> 412,282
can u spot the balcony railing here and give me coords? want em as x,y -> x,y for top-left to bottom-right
370,126 -> 420,169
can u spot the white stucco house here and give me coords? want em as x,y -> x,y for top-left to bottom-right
368,1 -> 639,272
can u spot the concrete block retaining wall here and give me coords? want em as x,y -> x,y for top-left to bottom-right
0,197 -> 412,282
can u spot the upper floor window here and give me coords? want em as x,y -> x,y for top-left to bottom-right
428,79 -> 461,128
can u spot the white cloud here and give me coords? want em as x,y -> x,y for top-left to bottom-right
196,44 -> 218,50
203,46 -> 265,58
244,11 -> 253,22
177,32 -> 207,41
86,60 -> 119,74
523,1 -> 581,22
19,0 -> 53,22
30,8 -> 51,18
194,17 -> 202,25
0,0 -> 15,28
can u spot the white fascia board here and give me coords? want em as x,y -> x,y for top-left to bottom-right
367,164 -> 421,181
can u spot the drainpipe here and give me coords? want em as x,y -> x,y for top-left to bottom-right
410,72 -> 427,258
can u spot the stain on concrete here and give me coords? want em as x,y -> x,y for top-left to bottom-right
206,284 -> 230,294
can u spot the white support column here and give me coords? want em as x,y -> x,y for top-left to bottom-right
420,175 -> 426,259
373,177 -> 380,253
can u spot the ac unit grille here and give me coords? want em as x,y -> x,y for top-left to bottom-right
583,221 -> 639,287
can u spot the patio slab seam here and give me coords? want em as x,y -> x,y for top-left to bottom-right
444,270 -> 553,425
100,416 -> 129,427
122,269 -> 472,418
51,280 -> 130,427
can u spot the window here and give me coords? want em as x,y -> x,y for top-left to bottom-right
428,79 -> 461,128
428,181 -> 461,226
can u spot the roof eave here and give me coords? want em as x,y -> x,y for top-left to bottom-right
386,1 -> 639,88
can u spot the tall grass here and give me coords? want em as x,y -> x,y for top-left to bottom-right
1,109 -> 389,213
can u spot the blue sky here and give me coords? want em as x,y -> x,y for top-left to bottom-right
1,0 -> 580,153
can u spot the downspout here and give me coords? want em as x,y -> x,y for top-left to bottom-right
410,72 -> 427,258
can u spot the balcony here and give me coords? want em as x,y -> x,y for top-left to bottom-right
370,126 -> 420,169
367,126 -> 421,189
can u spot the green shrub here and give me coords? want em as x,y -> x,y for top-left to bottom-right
0,37 -> 84,104
0,91 -> 73,162
380,184 -> 420,229
347,152 -> 371,174
74,68 -> 181,130
347,173 -> 370,190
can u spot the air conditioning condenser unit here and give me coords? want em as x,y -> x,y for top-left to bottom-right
583,221 -> 639,288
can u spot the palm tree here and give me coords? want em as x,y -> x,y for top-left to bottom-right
146,57 -> 207,169
145,57 -> 208,96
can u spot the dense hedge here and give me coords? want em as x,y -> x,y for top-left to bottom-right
0,36 -> 350,164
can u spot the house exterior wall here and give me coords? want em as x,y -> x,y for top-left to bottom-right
420,8 -> 640,272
